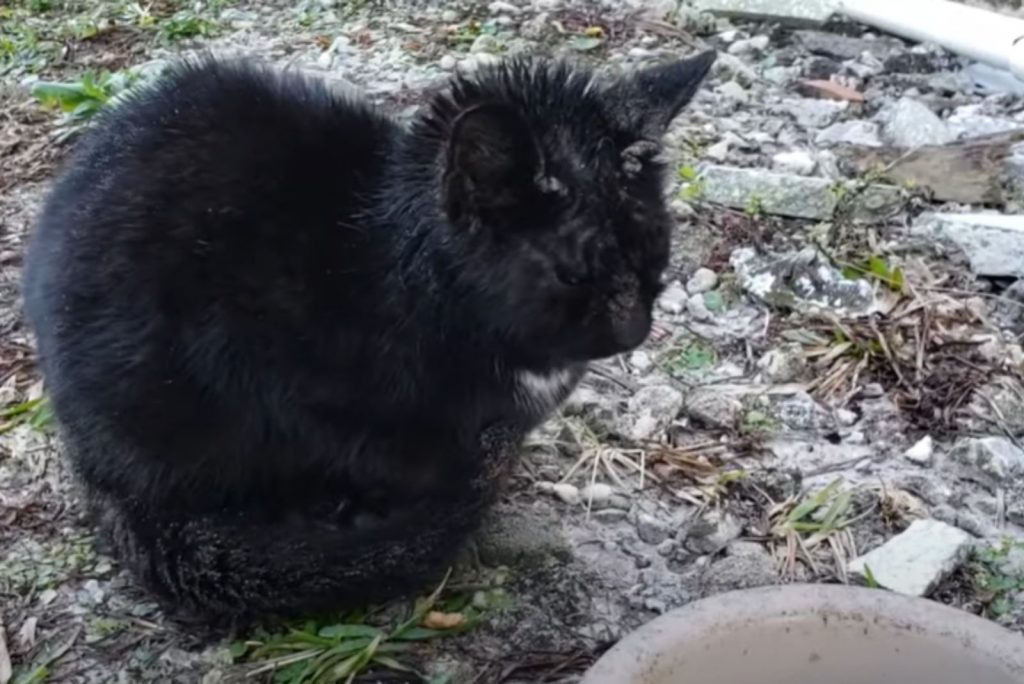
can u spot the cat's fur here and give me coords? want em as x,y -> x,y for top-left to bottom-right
22,51 -> 715,624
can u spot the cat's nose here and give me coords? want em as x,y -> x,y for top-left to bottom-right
612,304 -> 651,350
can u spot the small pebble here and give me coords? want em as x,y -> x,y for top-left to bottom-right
905,435 -> 934,466
580,483 -> 614,504
686,267 -> 718,295
551,482 -> 580,505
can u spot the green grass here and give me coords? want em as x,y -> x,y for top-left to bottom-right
972,538 -> 1024,618
233,573 -> 507,683
0,397 -> 55,434
666,340 -> 717,374
159,10 -> 218,41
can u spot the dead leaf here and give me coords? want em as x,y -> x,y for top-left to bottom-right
422,611 -> 465,630
583,25 -> 605,38
798,79 -> 865,103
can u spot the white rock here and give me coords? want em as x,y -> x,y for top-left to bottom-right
686,294 -> 713,321
880,97 -> 954,148
848,519 -> 972,596
622,385 -> 684,441
772,150 -> 816,176
815,120 -> 883,147
470,34 -> 502,54
913,213 -> 1024,278
580,483 -> 613,504
692,0 -> 839,24
488,0 -> 520,14
705,140 -> 731,162
551,482 -> 580,505
686,267 -> 719,295
905,435 -> 934,466
439,54 -> 458,70
629,350 -> 653,372
718,80 -> 750,103
684,389 -> 742,429
774,97 -> 846,128
657,281 -> 688,314
727,35 -> 770,55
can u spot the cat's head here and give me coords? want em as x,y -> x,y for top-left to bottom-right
424,52 -> 715,364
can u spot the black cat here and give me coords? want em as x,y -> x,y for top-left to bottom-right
21,51 -> 715,625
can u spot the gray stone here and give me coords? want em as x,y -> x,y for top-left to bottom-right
730,247 -> 886,317
964,62 -> 1024,97
772,150 -> 816,176
685,510 -> 743,554
636,513 -> 671,545
758,343 -> 807,383
794,30 -> 901,61
705,140 -> 731,162
815,120 -> 883,148
763,66 -> 802,86
913,213 -> 1024,278
692,0 -> 840,25
948,105 -> 1023,141
773,97 -> 847,128
718,80 -> 750,103
551,482 -> 581,505
477,505 -> 572,567
684,389 -> 743,429
727,35 -> 770,55
657,280 -> 688,314
880,98 -> 954,148
949,436 -> 1024,484
713,53 -> 758,87
488,0 -> 520,14
848,519 -> 972,596
686,294 -> 713,321
904,435 -> 934,466
705,541 -> 778,592
580,483 -> 614,506
470,34 -> 502,54
698,165 -> 900,221
628,350 -> 653,372
686,268 -> 719,295
621,385 -> 684,441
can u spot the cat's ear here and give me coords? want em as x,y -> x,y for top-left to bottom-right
609,50 -> 717,136
443,103 -> 541,229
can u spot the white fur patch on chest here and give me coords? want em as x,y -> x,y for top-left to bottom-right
515,368 -> 576,414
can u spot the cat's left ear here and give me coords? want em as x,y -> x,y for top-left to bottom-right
609,50 -> 717,136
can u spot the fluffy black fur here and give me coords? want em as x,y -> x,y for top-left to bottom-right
22,51 -> 715,625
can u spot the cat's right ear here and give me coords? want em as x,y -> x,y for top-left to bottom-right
443,104 -> 541,230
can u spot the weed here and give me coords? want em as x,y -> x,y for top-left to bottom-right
838,254 -> 905,293
769,479 -> 861,578
32,69 -> 142,137
677,165 -> 704,201
233,572 -> 485,683
0,397 -> 55,434
159,10 -> 218,41
972,538 -> 1024,618
743,193 -> 764,218
739,409 -> 778,436
666,340 -> 717,374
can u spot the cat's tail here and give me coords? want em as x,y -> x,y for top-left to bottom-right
100,425 -> 521,628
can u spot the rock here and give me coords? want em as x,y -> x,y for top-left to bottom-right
686,268 -> 718,295
698,165 -> 900,221
628,350 -> 653,372
913,213 -> 1024,278
772,150 -> 816,176
880,98 -> 954,148
705,140 -> 731,162
731,247 -> 887,317
488,0 -> 520,14
519,12 -> 550,39
477,505 -> 572,567
657,281 -> 688,314
713,53 -> 758,87
717,80 -> 750,103
763,65 -> 802,86
684,388 -> 743,429
802,56 -> 841,80
692,0 -> 840,25
439,54 -> 457,70
797,79 -> 865,102
758,343 -> 807,383
948,105 -> 1023,141
551,482 -> 581,505
883,50 -> 944,74
948,436 -> 1024,484
580,483 -> 613,505
636,513 -> 671,545
794,30 -> 901,61
964,62 -> 1024,97
727,35 -> 770,55
773,97 -> 847,128
816,120 -> 882,147
685,509 -> 743,554
848,519 -> 973,596
686,294 -> 713,321
621,385 -> 684,441
905,436 -> 934,466
704,541 -> 778,592
470,34 -> 502,54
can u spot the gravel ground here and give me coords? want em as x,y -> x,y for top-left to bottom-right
3,1 -> 1024,682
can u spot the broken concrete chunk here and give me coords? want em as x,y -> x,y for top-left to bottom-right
698,165 -> 900,221
880,97 -> 955,148
692,0 -> 840,25
913,213 -> 1024,278
731,246 -> 890,317
849,519 -> 972,596
948,436 -> 1024,485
